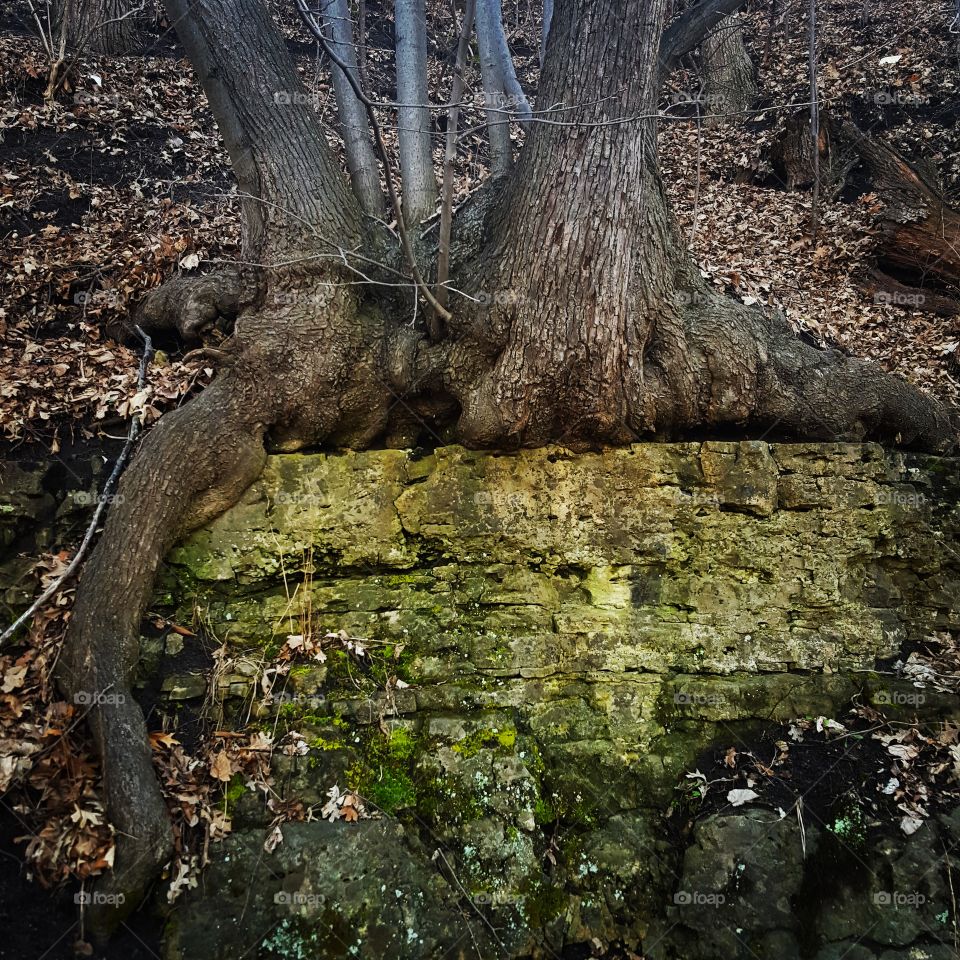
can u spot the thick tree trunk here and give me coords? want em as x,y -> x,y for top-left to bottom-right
447,0 -> 686,445
444,0 -> 953,449
59,0 -> 140,55
394,0 -> 438,228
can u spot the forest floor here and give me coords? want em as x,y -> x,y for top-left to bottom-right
1,0 -> 959,452
1,0 -> 960,957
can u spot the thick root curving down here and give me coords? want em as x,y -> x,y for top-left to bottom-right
57,377 -> 269,936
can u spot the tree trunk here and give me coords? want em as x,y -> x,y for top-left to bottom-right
475,0 -> 515,176
444,0 -> 953,450
436,0 -> 476,313
320,0 -> 384,217
448,0 -> 681,445
476,0 -> 531,121
658,0 -> 747,82
394,0 -> 438,228
540,0 -> 553,66
833,120 -> 960,309
770,108 -> 848,192
59,0 -> 140,55
701,13 -> 756,122
772,114 -> 960,311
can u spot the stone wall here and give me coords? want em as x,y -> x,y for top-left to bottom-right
151,442 -> 960,959
4,441 -> 960,958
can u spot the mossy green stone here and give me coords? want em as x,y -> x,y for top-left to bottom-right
144,443 -> 960,958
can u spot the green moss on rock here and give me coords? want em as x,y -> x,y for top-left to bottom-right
152,443 -> 960,959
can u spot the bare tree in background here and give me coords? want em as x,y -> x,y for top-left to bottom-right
32,0 -> 141,97
62,0 -> 140,53
700,12 -> 756,121
541,0 -> 553,64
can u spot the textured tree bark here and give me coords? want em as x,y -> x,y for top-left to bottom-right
59,0 -> 140,55
59,0 -> 396,935
57,379 -> 268,926
134,267 -> 243,341
394,0 -> 438,228
700,14 -> 756,122
443,0 -> 954,449
475,0 -> 515,176
770,108 -> 845,191
448,0 -> 682,445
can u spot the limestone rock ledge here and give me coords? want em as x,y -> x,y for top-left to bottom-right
152,442 -> 960,959
165,440 -> 960,678
6,441 -> 960,958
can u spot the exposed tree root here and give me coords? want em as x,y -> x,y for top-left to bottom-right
443,290 -> 955,450
56,377 -> 269,935
56,277 -> 402,932
687,298 -> 956,448
133,267 -> 245,342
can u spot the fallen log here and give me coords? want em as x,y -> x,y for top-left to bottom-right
771,112 -> 960,314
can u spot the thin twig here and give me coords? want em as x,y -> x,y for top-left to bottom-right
808,0 -> 820,242
436,0 -> 476,317
434,848 -> 511,956
0,327 -> 154,647
944,838 -> 959,955
25,0 -> 53,57
688,79 -> 704,245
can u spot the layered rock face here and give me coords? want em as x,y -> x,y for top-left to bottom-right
150,442 -> 960,959
4,441 -> 960,958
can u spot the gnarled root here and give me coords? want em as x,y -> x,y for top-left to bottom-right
55,275 -> 955,941
58,290 -> 398,934
444,292 -> 956,452
57,376 -> 269,937
684,301 -> 957,450
134,267 -> 245,343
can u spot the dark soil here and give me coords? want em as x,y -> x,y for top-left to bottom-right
677,717 -> 899,830
0,807 -> 162,960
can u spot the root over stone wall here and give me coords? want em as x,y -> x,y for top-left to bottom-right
4,441 -> 960,958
